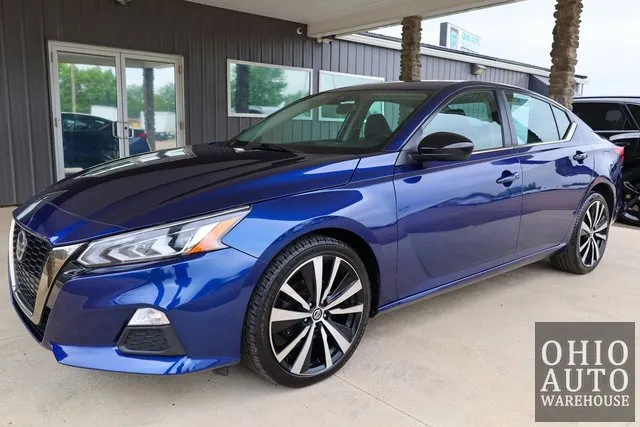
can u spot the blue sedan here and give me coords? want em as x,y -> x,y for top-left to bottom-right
9,81 -> 623,387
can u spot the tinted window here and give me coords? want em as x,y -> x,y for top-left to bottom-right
73,115 -> 96,131
421,90 -> 504,152
359,101 -> 404,138
625,104 -> 640,128
505,92 -> 559,144
61,114 -> 98,131
234,90 -> 432,153
572,103 -> 633,131
552,106 -> 572,139
319,71 -> 384,121
62,116 -> 75,131
94,118 -> 109,129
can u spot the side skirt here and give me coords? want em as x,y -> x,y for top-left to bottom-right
377,243 -> 566,315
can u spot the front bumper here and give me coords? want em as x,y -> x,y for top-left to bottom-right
11,246 -> 264,375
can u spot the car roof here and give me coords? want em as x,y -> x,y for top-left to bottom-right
61,112 -> 111,120
326,80 -> 570,111
574,96 -> 640,104
327,80 -> 544,96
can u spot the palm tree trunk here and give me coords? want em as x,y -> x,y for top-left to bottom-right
400,16 -> 422,82
548,0 -> 583,109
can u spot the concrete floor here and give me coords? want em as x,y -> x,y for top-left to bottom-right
1,206 -> 638,427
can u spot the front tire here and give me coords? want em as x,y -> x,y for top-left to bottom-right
242,235 -> 371,387
551,192 -> 610,274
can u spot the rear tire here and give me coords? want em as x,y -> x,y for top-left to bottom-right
551,192 -> 610,274
242,235 -> 371,387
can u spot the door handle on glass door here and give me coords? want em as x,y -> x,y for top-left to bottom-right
573,151 -> 589,161
496,171 -> 520,185
111,121 -> 119,138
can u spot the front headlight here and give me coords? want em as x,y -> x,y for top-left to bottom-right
77,206 -> 250,267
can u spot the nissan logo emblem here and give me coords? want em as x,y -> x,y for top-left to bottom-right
15,230 -> 28,263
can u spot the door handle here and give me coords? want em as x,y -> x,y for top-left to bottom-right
111,121 -> 119,138
496,171 -> 520,185
573,151 -> 589,161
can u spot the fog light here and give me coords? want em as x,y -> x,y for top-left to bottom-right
128,308 -> 169,326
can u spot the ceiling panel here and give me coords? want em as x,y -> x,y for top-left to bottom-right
186,0 -> 519,37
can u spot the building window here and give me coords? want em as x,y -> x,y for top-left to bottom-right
227,60 -> 312,118
318,71 -> 385,121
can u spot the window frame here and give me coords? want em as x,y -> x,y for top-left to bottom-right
226,59 -> 313,119
318,70 -> 385,122
500,89 -> 577,147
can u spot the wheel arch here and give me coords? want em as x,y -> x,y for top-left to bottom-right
242,217 -> 388,316
586,176 -> 616,217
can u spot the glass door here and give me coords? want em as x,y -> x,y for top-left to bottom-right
52,51 -> 122,177
123,56 -> 180,154
49,42 -> 185,180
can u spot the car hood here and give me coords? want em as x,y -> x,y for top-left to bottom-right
23,144 -> 360,231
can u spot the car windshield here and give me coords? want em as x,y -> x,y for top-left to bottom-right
232,89 -> 433,154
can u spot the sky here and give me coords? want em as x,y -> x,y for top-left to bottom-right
371,0 -> 639,96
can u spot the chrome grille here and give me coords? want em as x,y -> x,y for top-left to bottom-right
11,222 -> 52,315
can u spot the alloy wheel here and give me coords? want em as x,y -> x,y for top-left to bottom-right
578,200 -> 609,267
268,255 -> 365,376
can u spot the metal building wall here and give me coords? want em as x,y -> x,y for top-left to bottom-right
0,0 -> 530,205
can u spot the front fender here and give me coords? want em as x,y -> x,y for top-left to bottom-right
223,184 -> 399,308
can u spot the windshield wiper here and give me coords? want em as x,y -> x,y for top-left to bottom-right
234,141 -> 297,154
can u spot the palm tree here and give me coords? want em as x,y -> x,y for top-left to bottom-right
548,0 -> 584,109
400,16 -> 422,82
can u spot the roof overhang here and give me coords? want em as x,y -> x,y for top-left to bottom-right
340,33 -> 589,84
187,0 -> 521,38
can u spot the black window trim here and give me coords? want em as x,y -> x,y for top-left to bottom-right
572,100 -> 638,133
402,86 -> 513,156
501,88 -> 577,147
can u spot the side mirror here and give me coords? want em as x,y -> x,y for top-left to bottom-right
411,132 -> 474,162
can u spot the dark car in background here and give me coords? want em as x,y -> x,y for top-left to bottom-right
573,97 -> 640,225
61,113 -> 151,172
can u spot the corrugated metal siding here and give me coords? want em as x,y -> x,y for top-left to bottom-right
0,0 -> 530,205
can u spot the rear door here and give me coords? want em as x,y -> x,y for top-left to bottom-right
394,89 -> 523,298
504,91 -> 595,256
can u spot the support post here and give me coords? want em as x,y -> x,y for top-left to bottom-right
143,67 -> 156,149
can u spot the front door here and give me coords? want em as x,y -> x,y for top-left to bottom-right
395,89 -> 523,299
49,42 -> 185,179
